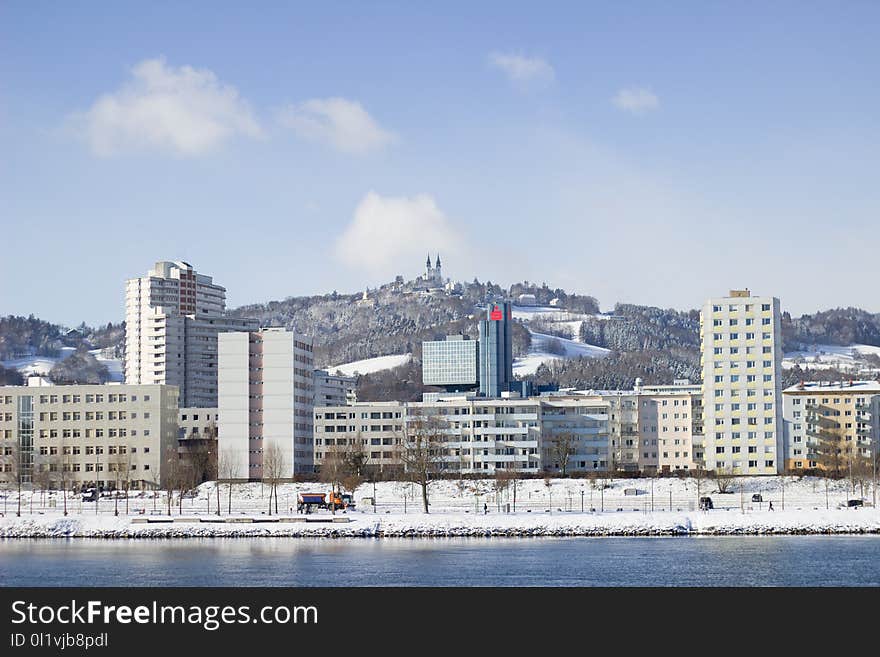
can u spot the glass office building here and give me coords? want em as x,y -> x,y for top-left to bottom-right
422,335 -> 479,388
479,301 -> 514,398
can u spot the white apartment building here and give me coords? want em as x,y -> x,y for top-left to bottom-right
637,382 -> 702,473
217,328 -> 314,481
316,397 -> 542,476
314,402 -> 405,476
603,393 -> 640,472
408,397 -> 542,474
0,381 -> 179,489
125,261 -> 259,408
313,370 -> 357,407
782,380 -> 880,472
540,396 -> 611,474
178,407 -> 218,441
701,290 -> 783,475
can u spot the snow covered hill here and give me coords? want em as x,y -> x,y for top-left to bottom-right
511,304 -> 611,375
327,353 -> 412,376
2,347 -> 124,382
783,344 -> 880,375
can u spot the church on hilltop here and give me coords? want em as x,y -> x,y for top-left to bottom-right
422,253 -> 444,288
379,252 -> 462,298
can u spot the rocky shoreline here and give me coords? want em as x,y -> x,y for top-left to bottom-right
2,510 -> 880,539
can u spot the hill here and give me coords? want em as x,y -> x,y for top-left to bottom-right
4,283 -> 880,395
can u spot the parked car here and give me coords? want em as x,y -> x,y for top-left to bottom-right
751,494 -> 763,503
699,496 -> 714,510
845,499 -> 864,508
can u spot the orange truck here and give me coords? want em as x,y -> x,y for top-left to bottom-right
297,491 -> 356,513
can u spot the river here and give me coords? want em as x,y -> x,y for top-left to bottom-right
2,536 -> 879,586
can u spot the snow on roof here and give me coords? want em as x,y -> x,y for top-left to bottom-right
783,380 -> 880,393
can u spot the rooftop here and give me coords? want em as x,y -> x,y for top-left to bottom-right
783,380 -> 880,394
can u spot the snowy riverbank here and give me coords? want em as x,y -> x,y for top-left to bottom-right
3,475 -> 878,538
2,508 -> 880,538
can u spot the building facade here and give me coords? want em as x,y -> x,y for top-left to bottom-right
782,380 -> 880,472
313,370 -> 357,407
701,290 -> 784,475
540,396 -> 611,474
217,328 -> 314,481
422,334 -> 479,389
478,301 -> 514,398
125,260 -> 259,407
0,382 -> 179,489
637,382 -> 703,473
313,402 -> 405,476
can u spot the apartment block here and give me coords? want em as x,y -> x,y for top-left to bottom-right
315,398 -> 543,476
782,380 -> 880,471
217,328 -> 314,481
701,290 -> 783,475
313,370 -> 357,407
603,393 -> 641,472
0,381 -> 179,489
125,260 -> 259,407
409,397 -> 542,474
313,402 -> 405,477
637,382 -> 703,473
178,407 -> 218,441
540,396 -> 611,474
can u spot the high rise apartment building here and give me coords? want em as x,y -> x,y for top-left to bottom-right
125,261 -> 259,408
217,328 -> 314,480
701,290 -> 783,475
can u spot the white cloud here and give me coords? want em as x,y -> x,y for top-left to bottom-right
612,87 -> 660,114
335,192 -> 461,276
277,98 -> 396,154
70,58 -> 262,156
488,52 -> 555,86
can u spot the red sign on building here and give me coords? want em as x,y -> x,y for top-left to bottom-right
490,306 -> 503,321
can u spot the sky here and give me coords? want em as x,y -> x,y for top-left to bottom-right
2,2 -> 879,326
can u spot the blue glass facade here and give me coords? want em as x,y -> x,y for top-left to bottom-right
478,301 -> 513,398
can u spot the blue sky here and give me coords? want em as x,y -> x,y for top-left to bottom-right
2,2 -> 879,325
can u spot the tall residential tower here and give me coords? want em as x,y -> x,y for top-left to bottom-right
217,328 -> 315,480
125,261 -> 259,407
700,290 -> 783,475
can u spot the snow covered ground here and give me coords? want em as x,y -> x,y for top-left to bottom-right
2,347 -> 124,382
326,353 -> 412,376
514,332 -> 610,376
511,304 -> 610,375
783,343 -> 880,373
2,476 -> 878,538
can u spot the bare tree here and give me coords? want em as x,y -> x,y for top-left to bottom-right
546,433 -> 577,478
341,439 -> 369,498
33,454 -> 52,512
400,411 -> 448,513
262,442 -> 286,515
54,449 -> 71,516
163,455 -> 182,516
217,451 -> 241,515
319,443 -> 347,500
690,466 -> 707,505
3,442 -> 25,516
816,425 -> 846,479
714,468 -> 737,494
